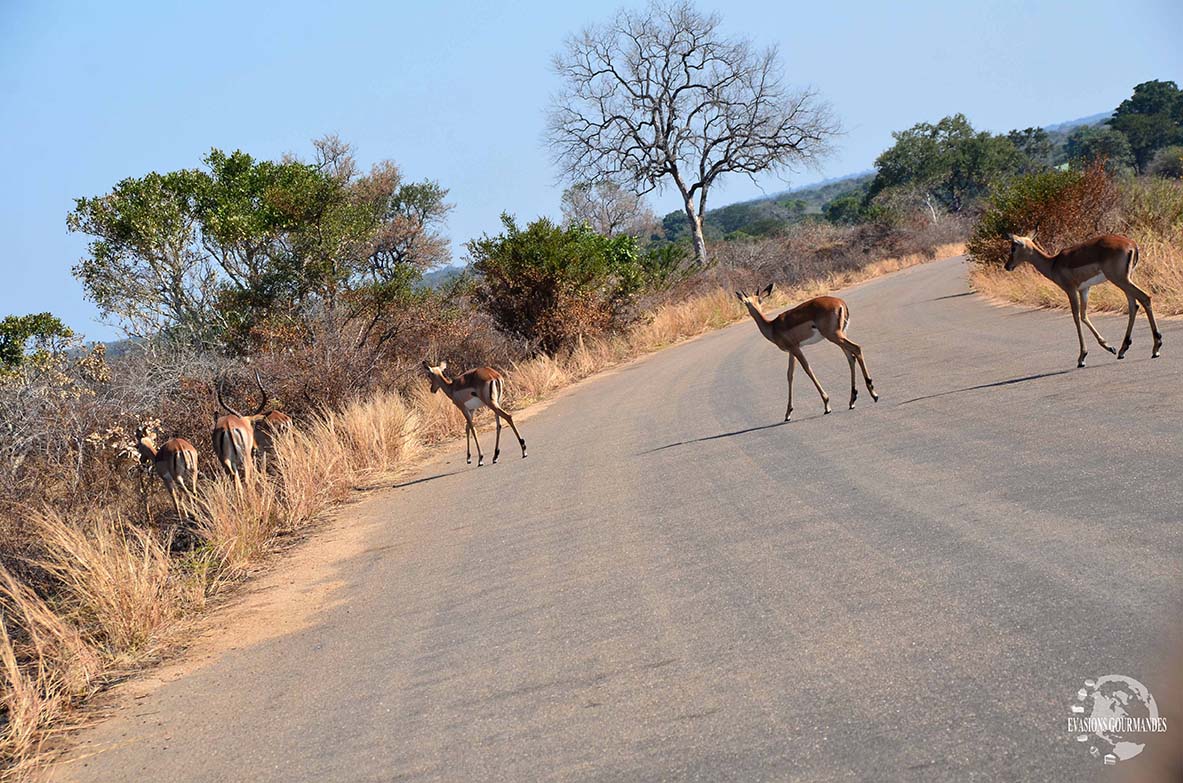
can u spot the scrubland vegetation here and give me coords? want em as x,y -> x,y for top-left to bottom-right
1,0 -> 1180,773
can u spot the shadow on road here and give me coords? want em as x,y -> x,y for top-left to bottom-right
898,370 -> 1071,406
392,471 -> 462,490
642,420 -> 791,454
932,291 -> 974,301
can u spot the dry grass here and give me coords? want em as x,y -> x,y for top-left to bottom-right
0,241 -> 962,779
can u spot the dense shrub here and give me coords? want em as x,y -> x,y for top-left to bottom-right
967,161 -> 1119,268
1149,145 -> 1183,179
467,215 -> 653,354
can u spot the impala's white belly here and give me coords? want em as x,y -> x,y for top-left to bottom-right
1081,273 -> 1106,288
798,329 -> 824,346
462,395 -> 484,411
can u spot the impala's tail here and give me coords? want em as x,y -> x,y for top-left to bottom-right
841,303 -> 850,332
1129,245 -> 1140,275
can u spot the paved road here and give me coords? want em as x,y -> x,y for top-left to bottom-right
58,257 -> 1182,782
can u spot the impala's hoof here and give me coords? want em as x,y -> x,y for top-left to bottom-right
824,408 -> 832,416
871,393 -> 880,402
477,458 -> 484,467
466,457 -> 472,464
1105,345 -> 1117,355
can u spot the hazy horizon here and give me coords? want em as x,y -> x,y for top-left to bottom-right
2,0 -> 1179,341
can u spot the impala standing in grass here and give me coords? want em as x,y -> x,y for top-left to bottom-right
1005,233 -> 1161,367
212,372 -> 280,483
423,361 -> 527,467
736,284 -> 878,422
254,410 -> 293,469
134,426 -> 198,519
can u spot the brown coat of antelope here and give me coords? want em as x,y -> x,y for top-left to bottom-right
422,362 -> 526,467
211,372 -> 280,482
253,410 -> 293,466
1005,233 -> 1162,367
134,426 -> 198,519
736,285 -> 878,421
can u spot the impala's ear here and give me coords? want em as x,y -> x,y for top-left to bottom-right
734,290 -> 744,302
421,360 -> 431,371
438,360 -> 447,371
760,283 -> 774,299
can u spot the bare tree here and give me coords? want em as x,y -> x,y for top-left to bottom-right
547,1 -> 838,264
560,180 -> 658,237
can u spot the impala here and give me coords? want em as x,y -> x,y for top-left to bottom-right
736,284 -> 878,421
212,372 -> 277,482
134,426 -> 198,519
422,361 -> 527,467
1005,233 -> 1161,367
254,410 -> 293,466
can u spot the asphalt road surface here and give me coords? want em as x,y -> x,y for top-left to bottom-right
57,257 -> 1182,782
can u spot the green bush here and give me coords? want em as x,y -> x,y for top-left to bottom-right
967,162 -> 1118,268
1149,146 -> 1183,179
468,215 -> 652,354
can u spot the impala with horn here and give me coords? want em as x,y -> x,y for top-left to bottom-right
736,284 -> 878,421
422,361 -> 527,467
134,425 -> 198,519
212,372 -> 278,481
1005,233 -> 1161,367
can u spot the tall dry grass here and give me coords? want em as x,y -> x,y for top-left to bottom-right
0,240 -> 962,779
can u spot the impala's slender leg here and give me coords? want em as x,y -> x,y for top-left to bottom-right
492,410 -> 502,464
465,419 -> 473,464
830,333 -> 878,404
488,402 -> 526,458
789,346 -> 830,415
1079,287 -> 1116,355
464,411 -> 485,466
1118,292 -> 1139,359
1116,280 -> 1162,358
843,349 -> 858,409
785,353 -> 796,422
1067,288 -> 1088,367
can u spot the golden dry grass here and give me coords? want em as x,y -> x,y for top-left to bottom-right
0,241 -> 962,778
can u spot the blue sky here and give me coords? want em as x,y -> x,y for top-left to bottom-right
1,0 -> 1179,340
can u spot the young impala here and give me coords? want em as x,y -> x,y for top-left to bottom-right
134,426 -> 198,519
736,284 -> 878,421
1005,233 -> 1161,367
422,361 -> 526,467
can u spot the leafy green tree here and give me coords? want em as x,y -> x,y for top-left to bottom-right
468,215 -> 650,354
69,138 -> 450,349
868,114 -> 1024,220
822,191 -> 868,225
1108,80 -> 1183,171
0,313 -> 75,372
1006,127 -> 1054,171
1064,126 -> 1136,172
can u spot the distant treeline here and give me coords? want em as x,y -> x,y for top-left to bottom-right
658,79 -> 1183,242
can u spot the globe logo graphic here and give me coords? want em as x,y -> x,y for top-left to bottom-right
1069,675 -> 1162,764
